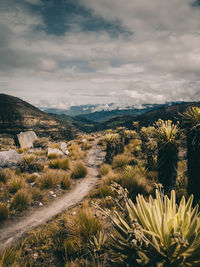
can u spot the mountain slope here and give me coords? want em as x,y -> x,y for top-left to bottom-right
96,101 -> 200,130
0,94 -> 77,140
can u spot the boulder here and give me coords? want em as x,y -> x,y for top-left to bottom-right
47,148 -> 64,157
0,150 -> 23,168
17,131 -> 37,149
60,142 -> 68,152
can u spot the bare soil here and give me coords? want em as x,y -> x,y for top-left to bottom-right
0,142 -> 105,252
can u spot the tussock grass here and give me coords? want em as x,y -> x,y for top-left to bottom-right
49,158 -> 71,170
30,187 -> 44,202
48,153 -> 59,159
71,162 -> 88,179
112,154 -> 132,169
7,176 -> 25,194
11,189 -> 31,211
68,144 -> 85,160
60,174 -> 71,190
0,169 -> 13,183
38,170 -> 58,189
100,164 -> 111,176
0,202 -> 9,222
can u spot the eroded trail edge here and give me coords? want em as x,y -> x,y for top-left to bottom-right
0,143 -> 104,252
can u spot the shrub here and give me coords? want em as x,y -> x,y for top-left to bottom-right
25,173 -> 39,183
68,144 -> 85,160
71,162 -> 88,179
48,153 -> 59,159
33,137 -> 49,149
0,202 -> 9,222
31,187 -> 44,202
112,154 -> 131,169
67,209 -> 102,243
39,170 -> 58,189
49,158 -> 71,170
0,168 -> 13,183
7,176 -> 25,194
11,189 -> 31,211
100,164 -> 111,176
100,184 -> 200,266
61,174 -> 71,190
95,184 -> 114,198
19,156 -> 44,173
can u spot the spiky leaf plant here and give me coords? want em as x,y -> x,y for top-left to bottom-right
154,120 -> 181,190
181,107 -> 200,200
97,183 -> 200,266
124,130 -> 137,145
104,133 -> 121,164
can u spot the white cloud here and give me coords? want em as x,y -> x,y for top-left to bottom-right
0,0 -> 200,108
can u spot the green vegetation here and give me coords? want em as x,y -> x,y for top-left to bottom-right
71,162 -> 88,179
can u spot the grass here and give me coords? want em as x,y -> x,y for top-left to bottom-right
112,154 -> 131,169
95,184 -> 115,198
68,144 -> 86,160
30,187 -> 44,202
71,162 -> 88,179
49,158 -> 71,170
11,189 -> 31,211
60,174 -> 71,190
7,176 -> 25,194
38,170 -> 58,189
0,169 -> 13,183
0,202 -> 9,222
100,164 -> 111,176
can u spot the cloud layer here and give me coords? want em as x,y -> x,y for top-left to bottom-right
0,0 -> 200,108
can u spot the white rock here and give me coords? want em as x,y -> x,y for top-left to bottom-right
17,131 -> 37,149
47,148 -> 64,157
53,194 -> 56,198
0,150 -> 23,168
82,138 -> 87,143
72,211 -> 76,216
39,202 -> 43,206
64,150 -> 70,155
50,191 -> 54,195
60,142 -> 67,152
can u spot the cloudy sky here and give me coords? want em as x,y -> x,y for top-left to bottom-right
0,0 -> 200,109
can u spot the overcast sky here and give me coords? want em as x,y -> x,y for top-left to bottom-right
0,0 -> 200,109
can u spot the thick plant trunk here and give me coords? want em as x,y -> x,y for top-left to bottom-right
186,131 -> 200,200
105,142 -> 116,164
158,143 -> 178,191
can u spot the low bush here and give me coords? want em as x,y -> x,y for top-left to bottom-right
112,154 -> 131,169
33,137 -> 49,149
100,164 -> 111,176
7,176 -> 25,194
0,169 -> 13,183
48,153 -> 59,159
39,170 -> 58,189
71,162 -> 88,179
49,158 -> 71,170
60,174 -> 71,190
95,184 -> 114,198
11,189 -> 31,211
30,187 -> 44,202
0,202 -> 9,222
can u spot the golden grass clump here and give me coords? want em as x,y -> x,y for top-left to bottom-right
38,170 -> 58,189
7,176 -> 25,194
112,154 -> 131,169
0,168 -> 14,183
11,189 -> 31,211
49,158 -> 71,170
30,187 -> 44,202
71,162 -> 88,179
100,164 -> 111,176
0,202 -> 9,222
60,174 -> 71,190
68,144 -> 85,160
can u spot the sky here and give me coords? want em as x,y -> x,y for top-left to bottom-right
0,0 -> 200,109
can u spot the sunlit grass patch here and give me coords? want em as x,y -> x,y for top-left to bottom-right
49,158 -> 71,170
11,189 -> 31,211
71,162 -> 88,179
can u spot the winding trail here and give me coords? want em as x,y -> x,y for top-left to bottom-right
0,142 -> 105,252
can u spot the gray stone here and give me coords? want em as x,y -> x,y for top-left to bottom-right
0,150 -> 23,168
17,131 -> 37,149
60,142 -> 68,152
47,148 -> 64,157
64,150 -> 70,155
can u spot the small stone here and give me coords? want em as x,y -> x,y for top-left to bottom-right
82,139 -> 87,143
53,194 -> 56,198
39,202 -> 43,206
60,142 -> 67,152
65,150 -> 70,155
50,191 -> 54,195
72,211 -> 76,216
33,252 -> 38,260
30,182 -> 36,187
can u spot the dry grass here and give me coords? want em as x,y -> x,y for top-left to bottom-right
38,170 -> 59,189
49,158 -> 71,170
7,176 -> 25,194
71,162 -> 88,179
60,174 -> 71,190
0,202 -> 9,222
11,189 -> 32,211
100,164 -> 111,176
112,154 -> 132,169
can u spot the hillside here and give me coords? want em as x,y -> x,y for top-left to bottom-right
96,101 -> 200,130
0,94 -> 77,140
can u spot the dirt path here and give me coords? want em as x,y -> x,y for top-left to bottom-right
0,142 -> 105,252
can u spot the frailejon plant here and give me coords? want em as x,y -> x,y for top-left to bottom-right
104,133 -> 120,164
181,107 -> 200,200
96,183 -> 200,266
154,120 -> 181,190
